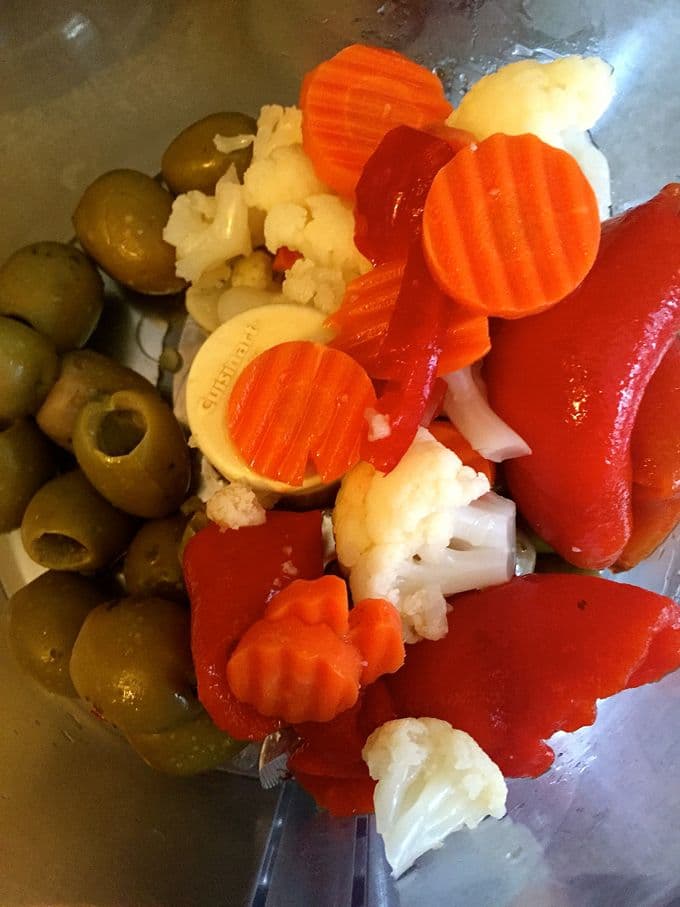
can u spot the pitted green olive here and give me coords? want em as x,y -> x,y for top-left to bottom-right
0,316 -> 59,420
73,388 -> 191,518
124,514 -> 187,602
161,111 -> 257,194
126,711 -> 244,775
0,242 -> 104,352
21,469 -> 137,571
0,418 -> 56,532
9,571 -> 108,697
36,349 -> 154,451
73,169 -> 185,295
69,595 -> 201,734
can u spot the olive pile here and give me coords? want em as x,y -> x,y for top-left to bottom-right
2,111 -> 257,775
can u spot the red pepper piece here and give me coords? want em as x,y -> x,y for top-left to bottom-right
272,246 -> 303,272
290,680 -> 397,816
485,185 -> 680,569
616,338 -> 680,569
182,512 -> 324,740
388,574 -> 680,778
354,125 -> 458,265
327,261 -> 489,379
629,336 -> 680,498
361,242 -> 447,472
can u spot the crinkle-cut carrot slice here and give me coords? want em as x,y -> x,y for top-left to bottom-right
328,262 -> 490,378
301,44 -> 453,198
265,575 -> 349,636
348,598 -> 405,685
422,132 -> 601,318
227,341 -> 376,486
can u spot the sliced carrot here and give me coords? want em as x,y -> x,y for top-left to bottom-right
300,44 -> 453,198
226,615 -> 362,724
226,577 -> 404,725
429,419 -> 496,484
272,246 -> 303,272
265,575 -> 349,636
422,133 -> 601,318
227,341 -> 376,486
328,262 -> 490,378
348,598 -> 405,685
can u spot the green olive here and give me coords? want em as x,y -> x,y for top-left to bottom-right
70,595 -> 201,734
178,508 -> 210,562
21,469 -> 137,571
73,169 -> 185,295
0,418 -> 56,532
161,112 -> 257,194
126,710 -> 244,775
124,514 -> 187,602
73,388 -> 191,518
9,571 -> 108,697
36,349 -> 154,450
0,242 -> 104,352
0,316 -> 59,420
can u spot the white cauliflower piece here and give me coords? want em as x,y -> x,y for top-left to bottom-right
265,194 -> 370,314
252,105 -> 304,159
230,250 -> 274,290
447,56 -> 614,218
363,718 -> 507,878
266,194 -> 369,274
245,145 -> 328,212
205,480 -> 266,529
163,167 -> 252,282
334,428 -> 516,642
281,258 -> 347,314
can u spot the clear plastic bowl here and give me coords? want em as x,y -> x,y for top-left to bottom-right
1,2 -> 679,905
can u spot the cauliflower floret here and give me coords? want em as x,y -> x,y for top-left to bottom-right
244,145 -> 328,212
363,718 -> 507,878
265,194 -> 370,314
334,428 -> 516,642
448,56 -> 614,218
280,258 -> 347,314
252,104 -> 304,159
230,249 -> 274,290
266,194 -> 369,274
205,480 -> 266,529
163,167 -> 252,282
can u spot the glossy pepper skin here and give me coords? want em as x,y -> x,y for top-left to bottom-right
485,185 -> 680,569
387,574 -> 680,778
182,511 -> 324,741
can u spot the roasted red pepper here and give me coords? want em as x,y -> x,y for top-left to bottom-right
182,511 -> 324,740
485,185 -> 680,569
387,574 -> 680,778
617,337 -> 680,569
361,242 -> 447,472
290,679 -> 397,816
354,125 -> 460,265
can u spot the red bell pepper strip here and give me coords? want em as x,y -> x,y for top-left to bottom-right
327,261 -> 490,379
616,337 -> 680,569
182,511 -> 324,740
272,246 -> 303,272
361,242 -> 447,473
290,679 -> 397,816
353,125 -> 463,265
387,574 -> 680,778
485,185 -> 680,569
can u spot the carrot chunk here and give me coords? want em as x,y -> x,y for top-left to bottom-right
422,133 -> 601,318
227,341 -> 376,486
300,44 -> 452,197
348,598 -> 405,685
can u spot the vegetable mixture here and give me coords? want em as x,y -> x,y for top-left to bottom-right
1,43 -> 679,880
